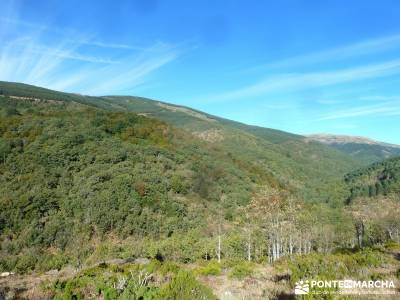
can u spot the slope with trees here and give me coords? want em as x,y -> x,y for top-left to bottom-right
0,82 -> 399,298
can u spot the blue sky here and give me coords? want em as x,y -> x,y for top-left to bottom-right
1,0 -> 400,144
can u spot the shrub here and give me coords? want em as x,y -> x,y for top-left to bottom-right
15,253 -> 38,273
120,286 -> 159,300
197,261 -> 222,276
228,261 -> 254,279
171,175 -> 189,194
354,249 -> 382,266
157,270 -> 217,300
370,272 -> 385,281
384,241 -> 400,251
159,261 -> 180,275
281,248 -> 388,284
0,255 -> 17,272
38,253 -> 69,271
103,287 -> 119,300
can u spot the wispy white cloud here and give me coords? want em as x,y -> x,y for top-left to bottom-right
77,40 -> 167,51
55,45 -> 179,95
315,99 -> 342,105
316,101 -> 400,121
2,39 -> 118,64
0,16 -> 49,32
262,103 -> 295,110
359,95 -> 400,101
250,34 -> 400,71
0,16 -> 159,52
202,59 -> 400,102
0,14 -> 181,95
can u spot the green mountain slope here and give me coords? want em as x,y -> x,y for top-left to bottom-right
87,96 -> 364,202
0,92 -> 267,269
0,81 -> 362,202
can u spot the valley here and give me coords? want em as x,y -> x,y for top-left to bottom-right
0,82 -> 399,299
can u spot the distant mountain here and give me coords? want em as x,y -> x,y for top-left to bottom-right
307,133 -> 400,164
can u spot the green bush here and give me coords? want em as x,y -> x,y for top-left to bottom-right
15,253 -> 38,272
38,253 -> 69,271
281,248 -> 388,284
0,255 -> 17,272
228,261 -> 254,279
103,287 -> 119,300
370,272 -> 385,281
157,270 -> 217,300
197,261 -> 222,276
51,279 -> 85,300
351,248 -> 382,267
159,261 -> 180,275
384,241 -> 400,251
120,286 -> 159,300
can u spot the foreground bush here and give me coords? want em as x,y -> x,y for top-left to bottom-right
278,247 -> 392,284
196,261 -> 222,276
158,270 -> 217,300
44,262 -> 216,300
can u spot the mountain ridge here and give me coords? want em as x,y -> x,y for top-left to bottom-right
4,81 -> 396,149
307,133 -> 400,164
307,133 -> 400,148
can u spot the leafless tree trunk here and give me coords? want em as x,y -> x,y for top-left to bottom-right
217,223 -> 221,263
355,220 -> 364,248
247,230 -> 251,261
267,243 -> 272,263
298,237 -> 302,255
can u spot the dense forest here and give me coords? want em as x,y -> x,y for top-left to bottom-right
345,156 -> 400,201
0,82 -> 399,299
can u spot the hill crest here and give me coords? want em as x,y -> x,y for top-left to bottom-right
307,133 -> 400,148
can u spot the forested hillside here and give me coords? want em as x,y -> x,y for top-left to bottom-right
343,157 -> 400,251
0,82 -> 399,299
0,93 -> 263,267
0,82 -> 363,203
345,156 -> 400,202
94,95 -> 365,202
